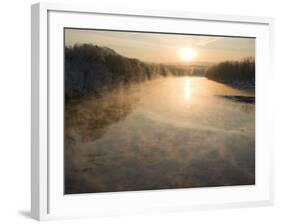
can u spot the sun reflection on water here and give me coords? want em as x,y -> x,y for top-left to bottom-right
184,79 -> 192,100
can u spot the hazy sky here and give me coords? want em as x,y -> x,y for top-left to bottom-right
65,28 -> 255,64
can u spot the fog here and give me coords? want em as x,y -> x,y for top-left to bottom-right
65,77 -> 255,194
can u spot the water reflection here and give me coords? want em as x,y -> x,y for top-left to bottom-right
65,77 -> 255,194
183,79 -> 192,100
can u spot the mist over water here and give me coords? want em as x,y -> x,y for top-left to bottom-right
65,77 -> 255,194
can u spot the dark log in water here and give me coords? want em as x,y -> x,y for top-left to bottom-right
216,95 -> 255,104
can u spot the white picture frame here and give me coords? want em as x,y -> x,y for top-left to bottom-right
31,2 -> 274,221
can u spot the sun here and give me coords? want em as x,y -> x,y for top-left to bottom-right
179,48 -> 196,61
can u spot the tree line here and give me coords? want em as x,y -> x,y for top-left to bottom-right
205,57 -> 255,88
65,44 -> 193,99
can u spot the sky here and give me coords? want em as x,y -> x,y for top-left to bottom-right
65,28 -> 255,64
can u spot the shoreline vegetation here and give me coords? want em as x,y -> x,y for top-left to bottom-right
65,44 -> 207,99
65,44 -> 255,100
205,57 -> 255,91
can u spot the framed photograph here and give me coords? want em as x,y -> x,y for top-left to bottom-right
31,2 -> 274,221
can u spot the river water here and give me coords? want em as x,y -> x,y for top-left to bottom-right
65,77 -> 255,194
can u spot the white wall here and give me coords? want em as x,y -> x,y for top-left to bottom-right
0,0 -> 280,223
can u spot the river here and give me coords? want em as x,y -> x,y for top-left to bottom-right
65,76 -> 255,194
